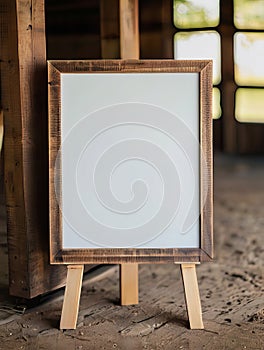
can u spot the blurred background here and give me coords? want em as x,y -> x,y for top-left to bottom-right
0,2 -> 263,347
45,0 -> 264,154
1,0 -> 264,299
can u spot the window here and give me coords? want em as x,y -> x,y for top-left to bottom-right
234,0 -> 264,122
174,31 -> 221,84
234,0 -> 264,30
173,0 -> 221,119
174,0 -> 219,29
234,32 -> 264,86
236,88 -> 264,123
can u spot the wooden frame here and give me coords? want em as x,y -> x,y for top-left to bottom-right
48,59 -> 213,265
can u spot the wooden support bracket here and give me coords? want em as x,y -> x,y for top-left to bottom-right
120,264 -> 139,305
180,263 -> 204,329
119,0 -> 140,306
60,265 -> 84,330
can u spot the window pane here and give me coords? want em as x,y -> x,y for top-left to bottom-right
174,31 -> 221,84
235,88 -> 264,123
174,0 -> 220,29
234,32 -> 264,86
213,88 -> 221,119
234,0 -> 264,29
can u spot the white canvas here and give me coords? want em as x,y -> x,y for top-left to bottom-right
59,72 -> 200,249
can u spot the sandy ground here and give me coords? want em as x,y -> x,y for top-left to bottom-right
0,154 -> 263,349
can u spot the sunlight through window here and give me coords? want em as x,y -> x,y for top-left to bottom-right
213,88 -> 221,119
174,31 -> 221,85
235,88 -> 264,122
234,0 -> 264,29
174,0 -> 219,29
234,32 -> 264,86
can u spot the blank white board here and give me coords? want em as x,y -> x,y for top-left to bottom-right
59,72 -> 199,248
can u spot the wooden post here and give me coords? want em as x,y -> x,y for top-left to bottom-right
60,265 -> 84,330
0,110 -> 3,152
119,0 -> 139,306
120,0 -> 139,59
161,0 -> 174,58
0,0 -> 66,298
180,263 -> 204,329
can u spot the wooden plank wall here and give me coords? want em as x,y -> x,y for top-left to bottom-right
100,0 -> 120,59
0,0 -> 66,298
46,0 -> 101,59
46,0 -> 173,60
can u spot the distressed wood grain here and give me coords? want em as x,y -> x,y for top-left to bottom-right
0,0 -> 66,298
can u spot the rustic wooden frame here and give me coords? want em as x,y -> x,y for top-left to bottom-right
48,59 -> 213,265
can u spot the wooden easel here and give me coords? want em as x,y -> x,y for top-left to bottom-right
60,0 -> 204,330
60,262 -> 203,330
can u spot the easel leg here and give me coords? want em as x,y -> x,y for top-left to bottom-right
120,264 -> 139,305
180,263 -> 204,329
60,265 -> 84,330
119,0 -> 140,309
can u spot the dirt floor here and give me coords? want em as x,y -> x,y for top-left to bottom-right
0,154 -> 263,349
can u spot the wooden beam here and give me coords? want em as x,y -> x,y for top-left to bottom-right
0,110 -> 3,153
161,0 -> 174,58
0,0 -> 66,298
219,0 -> 237,153
119,0 -> 139,59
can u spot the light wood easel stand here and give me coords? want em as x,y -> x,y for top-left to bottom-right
180,263 -> 204,329
60,0 -> 204,330
60,263 -> 204,330
60,265 -> 84,329
119,0 -> 139,307
61,0 -> 139,330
